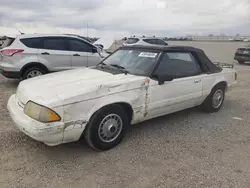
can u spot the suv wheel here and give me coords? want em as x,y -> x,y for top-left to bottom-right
84,104 -> 129,151
23,67 -> 46,79
238,60 -> 245,64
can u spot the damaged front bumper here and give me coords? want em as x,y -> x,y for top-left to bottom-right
7,94 -> 65,146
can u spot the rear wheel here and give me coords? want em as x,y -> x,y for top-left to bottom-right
22,67 -> 46,80
201,84 -> 226,113
238,60 -> 245,64
84,104 -> 129,151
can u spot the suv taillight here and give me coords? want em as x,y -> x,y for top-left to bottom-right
0,49 -> 24,57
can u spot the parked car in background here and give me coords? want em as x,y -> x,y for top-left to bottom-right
66,34 -> 99,44
0,36 -> 6,48
165,37 -> 193,41
0,34 -> 109,79
7,45 -> 237,151
123,36 -> 168,46
234,45 -> 250,64
93,36 -> 116,54
0,40 -> 4,47
94,44 -> 104,50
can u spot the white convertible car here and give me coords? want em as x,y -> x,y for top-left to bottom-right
7,45 -> 237,151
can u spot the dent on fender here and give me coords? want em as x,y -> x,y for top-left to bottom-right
62,77 -> 151,126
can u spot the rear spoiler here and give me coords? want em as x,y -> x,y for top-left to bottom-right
213,62 -> 234,69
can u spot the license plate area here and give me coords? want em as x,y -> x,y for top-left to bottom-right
243,50 -> 249,54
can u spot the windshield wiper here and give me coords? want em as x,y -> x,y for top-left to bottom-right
109,64 -> 130,74
110,64 -> 126,69
98,62 -> 106,66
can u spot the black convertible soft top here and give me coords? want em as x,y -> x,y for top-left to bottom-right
119,45 -> 222,73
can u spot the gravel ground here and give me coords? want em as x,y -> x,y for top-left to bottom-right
1,42 -> 250,188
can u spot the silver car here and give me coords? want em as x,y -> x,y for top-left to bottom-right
122,36 -> 168,47
0,34 -> 109,79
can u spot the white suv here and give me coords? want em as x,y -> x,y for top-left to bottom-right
122,36 -> 168,46
0,34 -> 109,79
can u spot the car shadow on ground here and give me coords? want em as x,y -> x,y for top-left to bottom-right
233,61 -> 250,66
0,78 -> 20,89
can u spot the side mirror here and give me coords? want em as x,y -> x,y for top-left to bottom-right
94,44 -> 104,50
92,47 -> 98,53
153,74 -> 174,85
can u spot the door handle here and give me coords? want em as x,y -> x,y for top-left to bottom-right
73,54 -> 80,56
194,79 -> 201,83
41,52 -> 50,55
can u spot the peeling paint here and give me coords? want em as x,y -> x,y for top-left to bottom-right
144,81 -> 150,117
64,120 -> 87,129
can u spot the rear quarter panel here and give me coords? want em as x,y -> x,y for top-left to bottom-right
0,39 -> 39,71
201,68 -> 236,100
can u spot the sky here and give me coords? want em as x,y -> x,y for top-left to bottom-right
0,0 -> 249,39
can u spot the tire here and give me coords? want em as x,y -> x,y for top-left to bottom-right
238,60 -> 245,64
22,67 -> 46,80
201,84 -> 226,113
84,104 -> 129,151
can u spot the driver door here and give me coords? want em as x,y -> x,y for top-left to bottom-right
145,52 -> 203,120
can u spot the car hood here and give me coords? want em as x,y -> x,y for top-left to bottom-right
16,68 -> 147,107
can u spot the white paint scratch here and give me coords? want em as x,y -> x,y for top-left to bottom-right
232,117 -> 243,121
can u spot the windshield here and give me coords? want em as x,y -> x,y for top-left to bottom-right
101,49 -> 160,76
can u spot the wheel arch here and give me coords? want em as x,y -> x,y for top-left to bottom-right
212,81 -> 228,92
201,80 -> 228,105
87,102 -> 134,125
79,101 -> 134,143
20,62 -> 49,77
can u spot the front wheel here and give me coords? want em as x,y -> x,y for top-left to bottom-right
201,84 -> 225,113
238,60 -> 245,64
84,104 -> 129,151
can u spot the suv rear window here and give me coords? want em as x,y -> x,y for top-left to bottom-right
143,39 -> 155,44
143,39 -> 167,45
1,37 -> 15,48
20,38 -> 42,48
154,39 -> 167,45
125,38 -> 139,44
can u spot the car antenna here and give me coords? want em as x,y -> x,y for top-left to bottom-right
16,28 -> 24,35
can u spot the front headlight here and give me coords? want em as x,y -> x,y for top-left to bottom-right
24,101 -> 61,123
